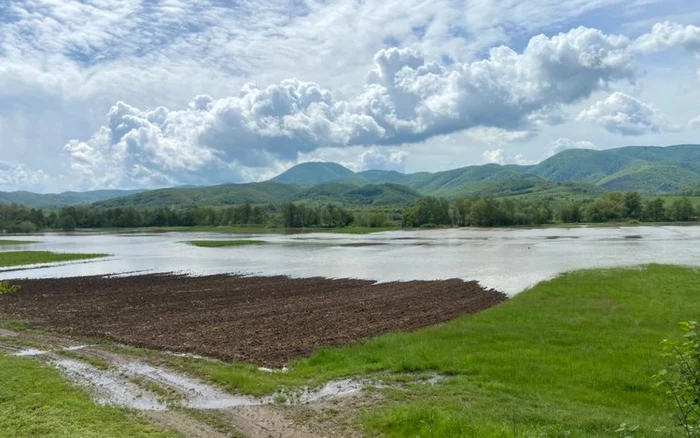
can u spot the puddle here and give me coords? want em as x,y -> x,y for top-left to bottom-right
63,345 -> 90,351
13,348 -> 48,356
53,359 -> 166,411
295,379 -> 364,403
120,363 -> 261,409
258,366 -> 289,373
0,329 -> 17,337
12,344 -> 89,356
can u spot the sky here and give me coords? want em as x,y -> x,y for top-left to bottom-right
1,0 -> 700,192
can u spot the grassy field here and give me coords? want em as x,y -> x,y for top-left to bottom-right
187,240 -> 266,248
0,239 -> 37,245
155,264 -> 699,437
0,354 -> 172,437
0,251 -> 108,267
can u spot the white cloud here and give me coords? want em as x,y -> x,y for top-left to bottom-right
689,115 -> 700,128
65,26 -> 640,188
0,162 -> 48,191
633,22 -> 700,54
482,149 -> 532,165
356,147 -> 408,171
577,92 -> 677,135
549,138 -> 597,155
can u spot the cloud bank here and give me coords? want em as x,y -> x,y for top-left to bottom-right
65,25 -> 646,188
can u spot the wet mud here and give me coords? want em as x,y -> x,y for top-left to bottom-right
0,274 -> 506,366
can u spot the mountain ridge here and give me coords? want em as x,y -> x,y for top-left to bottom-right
4,144 -> 700,209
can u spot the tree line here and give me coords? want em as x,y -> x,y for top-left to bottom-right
0,192 -> 697,233
404,192 -> 698,227
0,203 -> 358,232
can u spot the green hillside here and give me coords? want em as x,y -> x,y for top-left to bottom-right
0,189 -> 143,209
95,182 -> 420,208
530,144 -> 700,191
11,144 -> 700,209
267,145 -> 700,196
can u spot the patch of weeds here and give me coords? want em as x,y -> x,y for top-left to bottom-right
128,376 -> 182,405
0,281 -> 21,295
56,350 -> 111,371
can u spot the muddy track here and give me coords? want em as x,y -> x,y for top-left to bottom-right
0,329 -> 350,438
0,274 -> 506,366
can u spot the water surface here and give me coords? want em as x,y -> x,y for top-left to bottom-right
0,226 -> 698,294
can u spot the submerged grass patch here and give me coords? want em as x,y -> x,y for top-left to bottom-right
165,264 -> 699,437
0,251 -> 108,267
187,240 -> 266,248
0,354 -> 172,437
0,239 -> 38,245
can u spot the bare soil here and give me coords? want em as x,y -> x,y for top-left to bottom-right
0,274 -> 506,366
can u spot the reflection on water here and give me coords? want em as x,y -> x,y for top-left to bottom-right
0,226 -> 698,294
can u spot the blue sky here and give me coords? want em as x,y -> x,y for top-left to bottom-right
0,0 -> 699,191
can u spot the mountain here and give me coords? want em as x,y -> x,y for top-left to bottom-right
10,144 -> 700,210
529,145 -> 700,192
271,162 -> 357,185
0,189 -> 144,209
94,182 -> 421,208
268,145 -> 700,196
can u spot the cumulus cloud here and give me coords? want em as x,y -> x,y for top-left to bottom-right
482,149 -> 532,165
633,22 -> 700,54
550,138 -> 597,155
577,92 -> 677,135
65,26 -> 639,188
0,162 -> 48,190
356,147 -> 408,171
689,115 -> 700,128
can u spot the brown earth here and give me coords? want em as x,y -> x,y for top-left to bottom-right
0,274 -> 506,366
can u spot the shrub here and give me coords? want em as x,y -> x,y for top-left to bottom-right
655,321 -> 700,437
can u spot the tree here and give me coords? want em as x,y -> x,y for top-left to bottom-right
404,197 -> 451,227
58,215 -> 76,231
623,192 -> 643,219
670,198 -> 695,222
644,198 -> 666,222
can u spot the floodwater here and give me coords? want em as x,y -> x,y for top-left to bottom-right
0,226 -> 698,294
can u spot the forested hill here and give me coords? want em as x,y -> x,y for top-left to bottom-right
0,189 -> 143,209
272,144 -> 700,196
4,144 -> 700,209
94,182 -> 422,208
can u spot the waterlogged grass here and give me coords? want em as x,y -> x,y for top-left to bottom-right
0,251 -> 107,267
0,355 -> 172,437
187,240 -> 266,248
166,264 -> 699,437
0,239 -> 38,245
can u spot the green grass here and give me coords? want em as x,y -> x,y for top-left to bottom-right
161,264 -> 699,437
0,239 -> 37,245
187,240 -> 266,248
0,355 -> 172,437
0,251 -> 108,267
55,350 -> 111,371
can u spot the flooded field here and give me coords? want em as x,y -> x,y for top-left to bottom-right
0,226 -> 699,294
